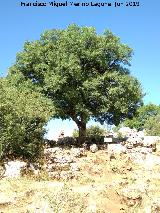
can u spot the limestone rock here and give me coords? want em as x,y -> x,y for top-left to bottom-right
70,163 -> 80,172
4,161 -> 27,178
108,144 -> 126,154
90,144 -> 98,153
71,148 -> 84,157
143,136 -> 160,148
118,127 -> 133,137
125,136 -> 143,148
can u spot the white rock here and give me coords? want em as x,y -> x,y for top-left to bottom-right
108,144 -> 126,154
127,152 -> 146,165
121,187 -> 142,199
4,161 -> 27,178
70,163 -> 80,172
90,144 -> 98,153
137,130 -> 145,138
126,136 -> 143,148
47,164 -> 54,172
44,147 -> 62,155
120,187 -> 142,207
79,147 -> 85,155
60,171 -> 74,180
143,136 -> 160,147
118,127 -> 133,137
71,148 -> 82,157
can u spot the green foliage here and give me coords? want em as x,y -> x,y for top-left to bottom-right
72,125 -> 106,145
57,137 -> 77,146
72,125 -> 106,137
72,130 -> 79,138
0,78 -> 54,161
8,24 -> 143,140
123,103 -> 160,131
144,114 -> 160,136
44,139 -> 57,148
87,125 -> 107,137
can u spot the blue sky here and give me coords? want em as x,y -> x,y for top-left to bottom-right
0,0 -> 160,139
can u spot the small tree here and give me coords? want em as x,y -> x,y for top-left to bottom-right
0,78 -> 54,161
8,24 -> 143,143
144,114 -> 160,136
123,103 -> 160,130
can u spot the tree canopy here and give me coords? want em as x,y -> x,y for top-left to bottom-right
8,24 -> 143,141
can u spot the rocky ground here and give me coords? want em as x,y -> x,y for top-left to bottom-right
1,139 -> 160,213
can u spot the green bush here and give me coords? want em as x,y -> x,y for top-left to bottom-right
72,125 -> 107,138
44,139 -> 57,148
0,78 -> 54,161
84,135 -> 105,145
57,137 -> 77,146
57,135 -> 104,147
72,125 -> 106,146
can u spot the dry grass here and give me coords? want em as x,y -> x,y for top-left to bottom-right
1,150 -> 160,213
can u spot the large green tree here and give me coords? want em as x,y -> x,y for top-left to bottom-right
8,24 -> 143,142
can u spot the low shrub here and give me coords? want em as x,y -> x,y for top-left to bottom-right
72,125 -> 107,138
44,139 -> 57,148
57,137 -> 77,147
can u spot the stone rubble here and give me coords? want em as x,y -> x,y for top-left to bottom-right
43,147 -> 87,179
1,147 -> 86,179
1,128 -> 160,213
118,127 -> 160,150
71,147 -> 85,157
2,127 -> 160,182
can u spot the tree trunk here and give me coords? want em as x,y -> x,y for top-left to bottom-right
77,121 -> 86,144
71,113 -> 87,144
